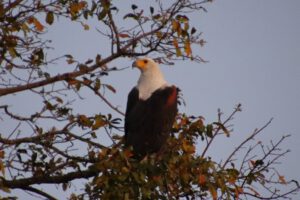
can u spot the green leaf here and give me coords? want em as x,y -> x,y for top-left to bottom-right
94,78 -> 101,91
8,47 -> 17,58
46,11 -> 54,25
206,124 -> 213,138
98,9 -> 107,20
175,48 -> 182,57
213,122 -> 230,137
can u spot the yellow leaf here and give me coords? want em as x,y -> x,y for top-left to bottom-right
175,48 -> 182,57
22,23 -> 30,34
184,21 -> 189,31
173,38 -> 182,57
182,139 -> 195,154
176,25 -> 182,37
184,39 -> 192,57
92,116 -> 106,130
209,186 -> 217,200
94,78 -> 101,91
78,115 -> 91,126
156,31 -> 163,39
172,20 -> 179,31
8,47 -> 17,58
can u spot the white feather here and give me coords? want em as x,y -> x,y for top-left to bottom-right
136,58 -> 168,100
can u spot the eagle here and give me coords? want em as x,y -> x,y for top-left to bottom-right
124,57 -> 178,159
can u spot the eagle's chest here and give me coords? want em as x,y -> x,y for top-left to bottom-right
137,80 -> 167,100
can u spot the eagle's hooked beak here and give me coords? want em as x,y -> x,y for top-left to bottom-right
132,61 -> 137,69
132,59 -> 147,71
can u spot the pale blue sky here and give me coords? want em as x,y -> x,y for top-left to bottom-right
3,0 -> 300,199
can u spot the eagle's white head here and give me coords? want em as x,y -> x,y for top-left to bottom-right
132,57 -> 168,100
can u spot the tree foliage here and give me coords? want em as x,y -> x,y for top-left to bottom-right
0,0 -> 299,199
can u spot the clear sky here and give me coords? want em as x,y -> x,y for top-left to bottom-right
3,0 -> 300,199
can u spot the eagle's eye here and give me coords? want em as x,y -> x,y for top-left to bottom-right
144,60 -> 148,64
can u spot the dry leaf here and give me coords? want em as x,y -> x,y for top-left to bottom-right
198,174 -> 206,185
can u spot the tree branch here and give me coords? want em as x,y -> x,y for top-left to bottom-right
1,167 -> 98,189
0,54 -> 120,97
222,118 -> 273,169
23,186 -> 58,200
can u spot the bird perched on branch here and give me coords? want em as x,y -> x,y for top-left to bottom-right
125,57 -> 178,159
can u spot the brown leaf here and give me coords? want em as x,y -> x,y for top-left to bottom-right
67,79 -> 78,85
70,1 -> 86,14
78,115 -> 92,127
156,31 -> 163,39
279,175 -> 287,184
173,38 -> 179,48
33,18 -> 44,32
106,84 -> 116,93
172,20 -> 179,31
118,33 -> 130,38
0,151 -> 4,159
67,58 -> 75,64
198,174 -> 206,186
81,23 -> 89,30
123,149 -> 134,158
235,186 -> 243,199
249,187 -> 260,196
46,11 -> 54,25
250,160 -> 256,167
0,160 -> 5,175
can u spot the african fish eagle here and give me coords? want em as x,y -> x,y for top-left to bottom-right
124,57 -> 178,158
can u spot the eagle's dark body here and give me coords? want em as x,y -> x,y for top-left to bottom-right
124,57 -> 178,158
125,83 -> 178,158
